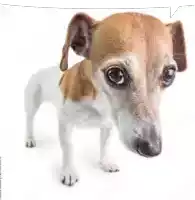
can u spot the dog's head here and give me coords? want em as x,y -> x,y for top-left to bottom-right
60,12 -> 187,157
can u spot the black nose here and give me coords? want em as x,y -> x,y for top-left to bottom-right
135,138 -> 162,157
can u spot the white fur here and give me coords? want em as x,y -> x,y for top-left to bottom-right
24,66 -> 118,187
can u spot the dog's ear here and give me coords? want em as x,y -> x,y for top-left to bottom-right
166,21 -> 187,72
60,13 -> 97,71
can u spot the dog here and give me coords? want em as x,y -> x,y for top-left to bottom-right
24,12 -> 187,186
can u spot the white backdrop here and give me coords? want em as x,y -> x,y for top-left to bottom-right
0,3 -> 195,200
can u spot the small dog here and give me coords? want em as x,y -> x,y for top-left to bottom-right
24,12 -> 187,186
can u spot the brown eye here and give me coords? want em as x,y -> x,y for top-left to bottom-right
104,66 -> 130,89
161,65 -> 176,87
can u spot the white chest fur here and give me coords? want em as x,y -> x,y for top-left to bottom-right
60,94 -> 114,129
31,66 -> 114,129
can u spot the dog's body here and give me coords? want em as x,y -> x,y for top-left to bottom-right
25,64 -> 113,129
24,12 -> 187,186
25,61 -> 117,186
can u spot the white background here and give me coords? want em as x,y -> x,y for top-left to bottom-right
0,2 -> 195,200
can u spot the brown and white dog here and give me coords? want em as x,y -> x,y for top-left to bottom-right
24,12 -> 187,186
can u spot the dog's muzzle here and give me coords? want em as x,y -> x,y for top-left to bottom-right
134,125 -> 162,157
135,138 -> 162,157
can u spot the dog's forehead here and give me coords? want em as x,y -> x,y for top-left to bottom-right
91,13 -> 172,68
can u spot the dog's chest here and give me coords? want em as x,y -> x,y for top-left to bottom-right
72,106 -> 101,127
62,95 -> 113,128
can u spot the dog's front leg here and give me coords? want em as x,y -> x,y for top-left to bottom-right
99,125 -> 120,173
58,117 -> 79,186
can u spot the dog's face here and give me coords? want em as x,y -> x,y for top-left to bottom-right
60,12 -> 187,157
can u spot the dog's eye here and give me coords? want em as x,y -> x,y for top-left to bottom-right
161,65 -> 176,87
104,66 -> 130,89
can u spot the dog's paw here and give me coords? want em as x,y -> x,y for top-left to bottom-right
25,137 -> 36,148
100,161 -> 120,173
60,167 -> 79,187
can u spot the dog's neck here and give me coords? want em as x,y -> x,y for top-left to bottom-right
59,59 -> 99,101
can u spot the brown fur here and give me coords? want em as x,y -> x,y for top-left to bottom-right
59,59 -> 98,101
59,12 -> 187,101
166,21 -> 187,71
90,13 -> 172,70
60,13 -> 97,71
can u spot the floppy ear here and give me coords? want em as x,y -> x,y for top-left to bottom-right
60,13 -> 97,71
166,21 -> 187,72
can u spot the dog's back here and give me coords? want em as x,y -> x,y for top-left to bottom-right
24,66 -> 63,115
